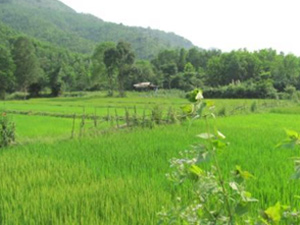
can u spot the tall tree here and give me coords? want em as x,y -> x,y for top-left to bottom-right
12,36 -> 41,96
186,47 -> 202,70
0,45 -> 15,99
161,63 -> 178,89
182,62 -> 199,91
92,42 -> 116,90
73,58 -> 91,91
177,48 -> 187,72
116,41 -> 135,97
49,66 -> 63,97
104,47 -> 118,96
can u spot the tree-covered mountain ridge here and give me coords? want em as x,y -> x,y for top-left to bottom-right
0,0 -> 195,59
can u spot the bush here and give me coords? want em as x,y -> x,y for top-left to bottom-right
151,105 -> 163,125
154,89 -> 186,98
250,101 -> 257,112
217,106 -> 227,116
203,81 -> 278,99
0,112 -> 15,148
61,91 -> 90,98
6,92 -> 29,100
284,85 -> 298,101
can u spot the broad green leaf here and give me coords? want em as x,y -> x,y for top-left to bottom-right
264,202 -> 281,223
217,130 -> 226,139
212,139 -> 227,149
181,104 -> 194,114
196,102 -> 207,116
242,191 -> 258,202
276,129 -> 300,149
285,129 -> 299,139
206,100 -> 215,108
189,165 -> 204,176
235,165 -> 255,180
229,182 -> 239,191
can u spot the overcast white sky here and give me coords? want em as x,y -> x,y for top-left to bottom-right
59,0 -> 300,55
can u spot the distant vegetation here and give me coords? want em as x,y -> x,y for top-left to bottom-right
1,29 -> 300,100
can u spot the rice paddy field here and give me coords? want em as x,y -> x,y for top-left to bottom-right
0,91 -> 300,224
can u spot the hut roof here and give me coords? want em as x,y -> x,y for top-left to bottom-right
133,82 -> 151,88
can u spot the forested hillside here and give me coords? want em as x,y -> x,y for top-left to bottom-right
0,21 -> 92,98
0,0 -> 194,58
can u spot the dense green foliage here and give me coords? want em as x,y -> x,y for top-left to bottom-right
0,0 -> 193,58
151,48 -> 300,99
0,44 -> 15,98
0,22 -> 93,97
12,36 -> 42,94
2,25 -> 300,99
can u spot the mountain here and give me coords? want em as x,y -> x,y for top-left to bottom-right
0,0 -> 195,59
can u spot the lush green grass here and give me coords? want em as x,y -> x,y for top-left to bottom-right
0,94 -> 300,224
12,114 -> 75,142
0,92 -> 291,118
11,114 -> 113,143
1,91 -> 187,116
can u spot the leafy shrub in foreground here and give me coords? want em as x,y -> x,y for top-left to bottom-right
186,89 -> 203,102
159,90 -> 300,224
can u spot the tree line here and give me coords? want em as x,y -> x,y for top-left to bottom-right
1,35 -> 300,99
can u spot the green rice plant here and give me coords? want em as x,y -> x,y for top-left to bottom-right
125,107 -> 130,127
115,109 -> 120,128
166,106 -> 179,124
79,108 -> 86,137
132,105 -> 139,127
71,114 -> 76,139
251,101 -> 257,113
217,106 -> 227,117
151,105 -> 163,125
93,108 -> 98,128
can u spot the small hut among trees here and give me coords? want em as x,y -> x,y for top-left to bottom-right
133,82 -> 158,91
